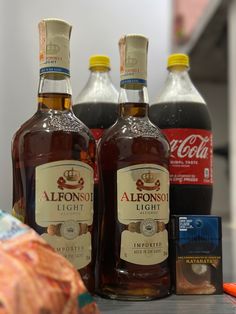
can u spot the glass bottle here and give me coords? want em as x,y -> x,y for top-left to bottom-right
149,54 -> 213,215
11,18 -> 96,293
97,34 -> 171,300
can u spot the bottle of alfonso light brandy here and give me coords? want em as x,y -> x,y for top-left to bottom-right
11,19 -> 96,292
97,34 -> 171,300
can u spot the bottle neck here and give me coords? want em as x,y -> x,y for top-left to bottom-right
38,73 -> 72,111
89,68 -> 112,84
119,85 -> 149,118
168,66 -> 191,82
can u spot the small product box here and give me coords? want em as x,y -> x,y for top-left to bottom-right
170,215 -> 223,294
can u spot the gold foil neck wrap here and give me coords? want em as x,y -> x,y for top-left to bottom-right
119,34 -> 148,87
38,18 -> 72,76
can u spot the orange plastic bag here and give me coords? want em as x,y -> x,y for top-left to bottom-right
0,210 -> 100,314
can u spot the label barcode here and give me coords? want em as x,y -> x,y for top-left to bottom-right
204,168 -> 209,178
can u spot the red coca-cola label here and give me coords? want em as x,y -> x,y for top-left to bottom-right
91,128 -> 104,142
91,128 -> 104,183
163,128 -> 213,185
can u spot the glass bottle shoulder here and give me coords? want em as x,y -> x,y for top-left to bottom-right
100,117 -> 167,142
12,109 -> 96,168
13,109 -> 94,142
98,117 -> 170,165
154,70 -> 206,105
75,71 -> 119,104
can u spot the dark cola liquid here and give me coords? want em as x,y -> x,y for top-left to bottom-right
149,101 -> 212,215
73,102 -> 118,129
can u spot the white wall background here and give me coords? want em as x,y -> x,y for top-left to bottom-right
0,0 -> 172,210
229,0 -> 236,227
196,82 -> 229,219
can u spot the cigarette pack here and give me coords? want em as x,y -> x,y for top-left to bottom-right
171,215 -> 223,294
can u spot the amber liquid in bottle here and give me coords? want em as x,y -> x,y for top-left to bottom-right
12,92 -> 96,292
97,102 -> 171,300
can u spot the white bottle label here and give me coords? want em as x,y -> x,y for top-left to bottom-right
35,160 -> 94,269
117,164 -> 169,265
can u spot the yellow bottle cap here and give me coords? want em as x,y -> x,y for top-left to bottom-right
167,53 -> 189,68
89,55 -> 110,70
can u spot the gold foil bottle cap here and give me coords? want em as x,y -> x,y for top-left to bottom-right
38,18 -> 72,76
119,34 -> 149,87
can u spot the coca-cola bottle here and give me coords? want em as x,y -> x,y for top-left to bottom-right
73,55 -> 118,207
149,53 -> 213,215
73,55 -> 118,285
73,55 -> 118,141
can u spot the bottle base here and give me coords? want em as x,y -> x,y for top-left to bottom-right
97,285 -> 171,301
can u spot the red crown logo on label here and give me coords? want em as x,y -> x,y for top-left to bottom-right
63,168 -> 79,181
57,168 -> 84,190
136,171 -> 160,191
141,171 -> 157,183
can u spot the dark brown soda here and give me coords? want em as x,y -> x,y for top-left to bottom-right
73,102 -> 118,129
97,103 -> 171,300
149,101 -> 212,215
